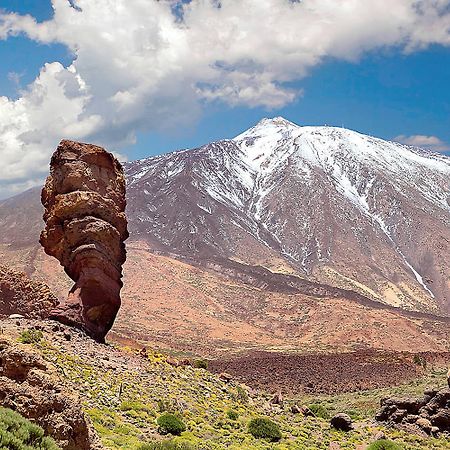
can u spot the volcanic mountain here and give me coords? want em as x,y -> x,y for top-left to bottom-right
126,117 -> 450,312
1,117 -> 450,354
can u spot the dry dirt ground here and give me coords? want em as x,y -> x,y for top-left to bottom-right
3,241 -> 450,360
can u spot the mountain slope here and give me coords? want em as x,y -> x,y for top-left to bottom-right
126,117 -> 450,314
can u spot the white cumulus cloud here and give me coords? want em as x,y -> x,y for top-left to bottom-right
1,0 -> 450,197
394,134 -> 450,152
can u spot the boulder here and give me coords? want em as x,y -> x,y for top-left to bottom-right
40,140 -> 128,342
430,410 -> 450,431
375,404 -> 397,421
0,338 -> 102,449
0,265 -> 58,319
8,314 -> 24,319
380,396 -> 426,414
416,417 -> 432,433
404,414 -> 419,423
330,413 -> 353,431
390,409 -> 407,423
270,391 -> 283,405
218,372 -> 233,383
431,426 -> 440,436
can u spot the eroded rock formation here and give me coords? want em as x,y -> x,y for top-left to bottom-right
376,388 -> 450,436
40,140 -> 128,342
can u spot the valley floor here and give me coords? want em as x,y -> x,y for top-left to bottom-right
2,318 -> 450,450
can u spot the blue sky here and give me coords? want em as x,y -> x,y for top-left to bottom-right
0,0 -> 449,197
130,47 -> 450,157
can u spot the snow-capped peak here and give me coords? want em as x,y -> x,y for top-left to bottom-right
233,117 -> 302,172
234,116 -> 300,141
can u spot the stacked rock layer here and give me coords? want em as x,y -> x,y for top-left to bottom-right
376,388 -> 450,436
40,140 -> 128,342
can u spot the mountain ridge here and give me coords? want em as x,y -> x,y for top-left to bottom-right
125,117 -> 450,314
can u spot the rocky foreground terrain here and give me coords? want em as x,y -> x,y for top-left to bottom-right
2,316 -> 450,450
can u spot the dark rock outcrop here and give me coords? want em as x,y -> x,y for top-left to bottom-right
40,140 -> 128,342
330,413 -> 353,431
376,388 -> 450,436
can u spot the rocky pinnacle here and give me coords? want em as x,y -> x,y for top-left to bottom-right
40,140 -> 128,342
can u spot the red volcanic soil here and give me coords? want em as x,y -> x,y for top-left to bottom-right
209,350 -> 449,395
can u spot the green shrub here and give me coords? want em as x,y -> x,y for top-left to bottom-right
138,441 -> 193,450
226,409 -> 239,421
156,413 -> 186,436
193,359 -> 208,369
367,440 -> 402,450
18,329 -> 43,344
308,403 -> 330,419
247,417 -> 281,442
0,407 -> 60,449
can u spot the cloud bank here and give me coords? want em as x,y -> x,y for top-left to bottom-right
394,134 -> 450,152
1,0 -> 450,197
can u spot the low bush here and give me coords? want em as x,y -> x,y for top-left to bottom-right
247,417 -> 281,442
156,413 -> 186,436
18,329 -> 43,344
234,386 -> 249,404
226,409 -> 239,421
193,359 -> 208,369
308,403 -> 330,419
0,407 -> 60,449
367,440 -> 402,450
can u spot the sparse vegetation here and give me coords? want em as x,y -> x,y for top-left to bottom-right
138,441 -> 194,450
18,328 -> 43,344
26,330 -> 450,450
0,407 -> 60,450
367,439 -> 402,450
247,417 -> 281,442
157,399 -> 173,413
308,403 -> 330,419
413,354 -> 427,369
156,413 -> 186,436
233,385 -> 249,404
226,409 -> 239,421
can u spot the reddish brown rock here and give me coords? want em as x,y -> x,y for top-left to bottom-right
0,337 -> 103,450
0,264 -> 58,318
40,140 -> 128,342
